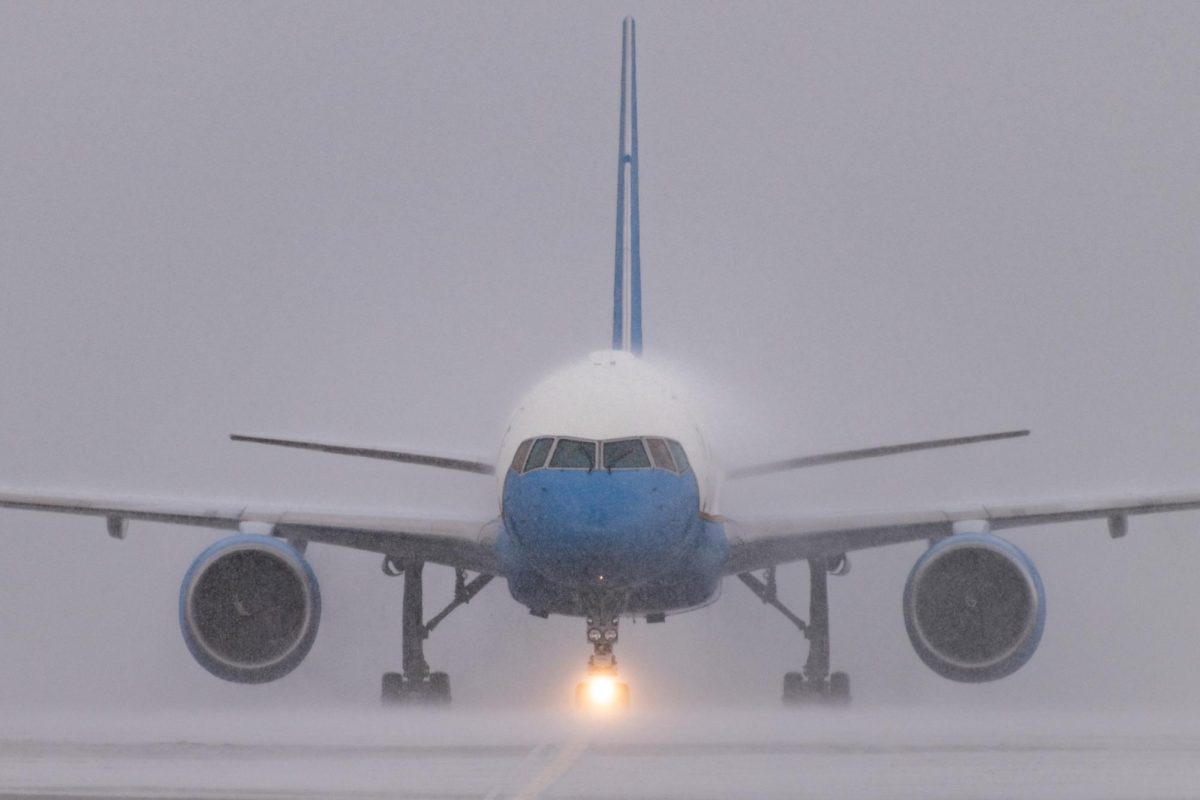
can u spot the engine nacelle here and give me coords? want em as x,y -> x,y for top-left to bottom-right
179,535 -> 321,684
903,533 -> 1044,683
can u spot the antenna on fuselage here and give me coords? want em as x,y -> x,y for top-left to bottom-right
612,16 -> 643,356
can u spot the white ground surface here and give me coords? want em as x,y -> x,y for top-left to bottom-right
2,708 -> 1199,800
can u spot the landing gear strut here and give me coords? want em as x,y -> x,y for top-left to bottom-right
380,559 -> 493,706
738,557 -> 851,706
575,613 -> 630,709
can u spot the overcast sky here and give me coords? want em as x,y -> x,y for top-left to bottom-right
1,2 -> 1199,713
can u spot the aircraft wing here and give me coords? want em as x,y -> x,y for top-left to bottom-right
722,491 -> 1200,575
0,489 -> 503,575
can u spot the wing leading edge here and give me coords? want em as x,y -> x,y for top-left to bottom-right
723,490 -> 1200,575
727,429 -> 1030,479
0,489 -> 503,575
229,434 -> 496,476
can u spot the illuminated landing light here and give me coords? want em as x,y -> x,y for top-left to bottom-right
575,673 -> 630,711
587,675 -> 618,706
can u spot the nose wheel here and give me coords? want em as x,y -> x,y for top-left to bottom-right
576,614 -> 630,709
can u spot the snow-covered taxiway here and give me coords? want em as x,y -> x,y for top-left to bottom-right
3,708 -> 1199,799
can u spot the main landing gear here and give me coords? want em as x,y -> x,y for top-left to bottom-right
380,558 -> 493,706
738,556 -> 851,706
575,613 -> 630,709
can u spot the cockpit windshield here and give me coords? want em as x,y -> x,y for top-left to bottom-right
549,439 -> 596,470
603,439 -> 651,470
511,436 -> 691,475
523,437 -> 553,472
667,439 -> 690,473
645,438 -> 675,471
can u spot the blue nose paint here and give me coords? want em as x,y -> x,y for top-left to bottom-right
501,468 -> 703,589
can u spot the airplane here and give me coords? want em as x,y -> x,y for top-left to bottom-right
4,16 -> 1200,709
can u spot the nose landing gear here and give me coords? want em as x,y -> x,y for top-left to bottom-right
575,614 -> 630,709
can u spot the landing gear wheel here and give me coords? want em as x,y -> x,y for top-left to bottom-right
428,671 -> 451,705
380,672 -> 452,706
782,671 -> 804,703
783,672 -> 827,705
781,672 -> 851,706
381,671 -> 405,705
828,671 -> 851,705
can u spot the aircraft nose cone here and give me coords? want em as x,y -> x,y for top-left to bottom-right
502,469 -> 700,589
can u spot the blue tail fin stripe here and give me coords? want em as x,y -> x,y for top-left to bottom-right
629,15 -> 642,357
611,18 -> 628,350
612,16 -> 643,356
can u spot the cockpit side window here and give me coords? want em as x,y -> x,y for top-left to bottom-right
645,438 -> 677,472
667,440 -> 691,473
603,438 -> 651,470
510,439 -> 532,473
523,437 -> 554,472
549,438 -> 596,470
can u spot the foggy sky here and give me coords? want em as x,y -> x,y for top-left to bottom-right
1,2 -> 1199,712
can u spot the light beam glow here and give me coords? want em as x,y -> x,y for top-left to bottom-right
585,675 -> 618,707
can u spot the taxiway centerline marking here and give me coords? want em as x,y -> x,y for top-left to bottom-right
509,736 -> 589,800
482,742 -> 550,800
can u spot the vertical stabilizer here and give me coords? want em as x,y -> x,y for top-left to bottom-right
612,16 -> 643,356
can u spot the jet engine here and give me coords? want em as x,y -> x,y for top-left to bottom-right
179,535 -> 321,684
903,533 -> 1044,683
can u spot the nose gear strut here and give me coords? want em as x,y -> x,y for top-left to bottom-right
577,612 -> 630,708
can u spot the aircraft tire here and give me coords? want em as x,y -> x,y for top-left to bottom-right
782,671 -> 804,704
381,672 -> 405,705
829,672 -> 851,705
429,672 -> 452,705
